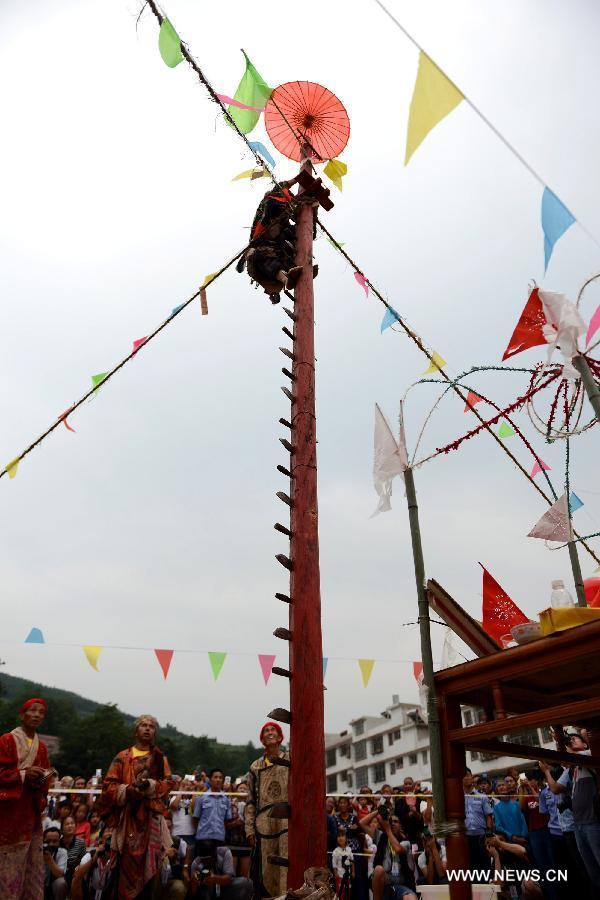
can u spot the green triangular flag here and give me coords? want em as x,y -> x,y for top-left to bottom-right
91,372 -> 108,389
227,52 -> 272,135
158,18 -> 183,68
208,651 -> 227,681
497,421 -> 515,439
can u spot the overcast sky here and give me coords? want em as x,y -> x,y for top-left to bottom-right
1,0 -> 600,746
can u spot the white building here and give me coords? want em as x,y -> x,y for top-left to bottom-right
325,694 -> 554,794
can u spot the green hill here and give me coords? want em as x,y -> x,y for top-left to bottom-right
0,672 -> 258,778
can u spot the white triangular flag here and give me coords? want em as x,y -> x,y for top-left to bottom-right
371,403 -> 408,516
539,290 -> 586,379
527,493 -> 570,542
441,626 -> 462,669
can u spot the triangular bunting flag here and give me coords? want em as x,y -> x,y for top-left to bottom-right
60,409 -> 76,432
463,391 -> 482,412
527,494 -> 570,542
158,18 -> 183,68
248,141 -> 276,169
171,303 -> 185,316
91,373 -> 108,390
323,159 -> 347,191
232,168 -> 266,181
83,645 -> 102,671
502,288 -> 548,361
412,661 -> 424,683
586,303 -> 600,348
258,654 -> 276,685
25,628 -> 45,644
326,237 -> 345,249
5,458 -> 20,479
154,649 -> 174,680
481,567 -> 529,645
372,403 -> 408,516
216,94 -> 265,112
322,658 -> 328,679
354,271 -> 369,297
405,51 -> 464,165
497,422 -> 515,439
569,492 -> 584,513
422,352 -> 446,375
132,337 -> 148,354
208,651 -> 227,681
542,187 -> 575,272
531,458 -> 551,478
358,659 -> 375,687
227,52 -> 272,135
381,307 -> 398,333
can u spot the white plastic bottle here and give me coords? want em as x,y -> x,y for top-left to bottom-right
550,579 -> 576,609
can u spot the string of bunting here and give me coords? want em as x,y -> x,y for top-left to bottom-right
16,630 -> 434,687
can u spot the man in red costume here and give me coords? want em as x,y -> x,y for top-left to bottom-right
0,697 -> 54,899
96,714 -> 172,899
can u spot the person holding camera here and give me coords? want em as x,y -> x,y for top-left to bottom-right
0,697 -> 55,899
416,831 -> 447,885
96,714 -> 172,900
371,813 -> 417,900
189,846 -> 253,900
70,828 -> 116,900
42,826 -> 68,899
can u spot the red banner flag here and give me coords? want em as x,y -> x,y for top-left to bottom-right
412,661 -> 424,683
154,649 -> 174,680
502,288 -> 548,361
481,566 -> 529,644
463,391 -> 483,412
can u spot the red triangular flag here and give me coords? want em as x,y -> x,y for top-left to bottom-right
412,661 -> 424,683
463,391 -> 483,412
502,288 -> 548,361
154,649 -> 174,680
481,566 -> 529,645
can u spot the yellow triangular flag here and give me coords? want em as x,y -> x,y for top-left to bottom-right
405,52 -> 464,165
5,457 -> 20,479
323,159 -> 347,191
358,659 -> 375,687
203,272 -> 219,287
83,645 -> 102,671
232,168 -> 266,181
594,565 -> 600,574
422,352 -> 447,375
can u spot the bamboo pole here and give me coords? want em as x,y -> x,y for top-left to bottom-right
403,465 -> 446,826
573,354 -> 600,420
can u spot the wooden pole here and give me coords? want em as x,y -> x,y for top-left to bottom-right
287,160 -> 326,885
568,538 -> 587,608
403,465 -> 446,826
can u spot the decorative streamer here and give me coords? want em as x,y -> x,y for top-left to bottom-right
528,494 -> 570,542
569,492 -> 584,513
91,373 -> 108,390
463,391 -> 482,412
354,272 -> 369,297
412,661 -> 423,683
158,18 -> 183,68
216,94 -> 265,113
323,159 -> 347,191
497,421 -> 515,439
208,651 -> 227,681
380,307 -> 399,333
83,645 -> 102,671
586,304 -> 600,348
258,654 -> 276,685
25,628 -> 45,644
248,141 -> 276,169
5,458 -> 20,480
171,303 -> 185,316
404,52 -> 464,165
372,403 -> 407,516
132,337 -> 149,354
226,51 -> 272,135
542,187 -> 575,272
60,409 -> 76,433
502,288 -> 547,361
154,648 -> 174,679
232,168 -> 268,182
481,566 -> 529,645
422,352 -> 446,375
531,458 -> 551,478
358,659 -> 375,687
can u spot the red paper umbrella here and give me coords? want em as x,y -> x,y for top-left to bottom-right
264,82 -> 350,162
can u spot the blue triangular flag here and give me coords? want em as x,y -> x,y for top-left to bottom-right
322,657 -> 328,679
171,303 -> 185,316
381,307 -> 398,333
569,491 -> 584,513
542,187 -> 575,272
25,627 -> 45,644
248,141 -> 276,169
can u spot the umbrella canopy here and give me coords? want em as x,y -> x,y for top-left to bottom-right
264,81 -> 350,162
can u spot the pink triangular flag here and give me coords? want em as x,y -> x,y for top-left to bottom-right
60,409 -> 76,433
154,649 -> 174,680
530,458 -> 551,478
412,661 -> 424,683
463,391 -> 483,412
132,337 -> 149,354
258,654 -> 276,685
527,494 -> 570,542
586,303 -> 600,348
354,271 -> 369,297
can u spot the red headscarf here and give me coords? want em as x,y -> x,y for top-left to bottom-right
20,698 -> 47,714
260,721 -> 284,744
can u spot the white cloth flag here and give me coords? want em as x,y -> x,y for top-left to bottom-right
539,290 -> 586,379
527,493 -> 571,542
371,403 -> 408,516
441,626 -> 462,669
